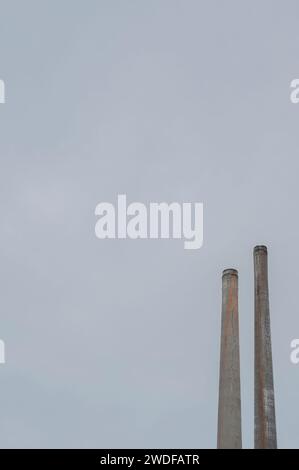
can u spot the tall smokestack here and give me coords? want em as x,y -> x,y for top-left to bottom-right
254,246 -> 277,449
217,269 -> 242,449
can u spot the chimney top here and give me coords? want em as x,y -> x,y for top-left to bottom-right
222,268 -> 238,277
254,245 -> 268,253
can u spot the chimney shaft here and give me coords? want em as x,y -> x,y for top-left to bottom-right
254,246 -> 277,448
217,269 -> 242,449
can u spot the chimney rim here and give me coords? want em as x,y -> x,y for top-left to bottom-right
254,245 -> 268,253
222,268 -> 238,277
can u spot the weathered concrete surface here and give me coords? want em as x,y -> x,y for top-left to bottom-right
217,269 -> 242,449
254,246 -> 277,449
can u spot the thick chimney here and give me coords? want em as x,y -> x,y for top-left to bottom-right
254,246 -> 277,448
217,269 -> 242,448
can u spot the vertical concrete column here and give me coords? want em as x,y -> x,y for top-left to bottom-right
254,246 -> 277,449
217,269 -> 242,449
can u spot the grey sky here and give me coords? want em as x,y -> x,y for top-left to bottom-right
0,0 -> 298,448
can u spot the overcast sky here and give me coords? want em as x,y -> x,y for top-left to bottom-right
0,0 -> 299,448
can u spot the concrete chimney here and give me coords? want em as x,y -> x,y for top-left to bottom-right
217,269 -> 242,449
254,245 -> 277,449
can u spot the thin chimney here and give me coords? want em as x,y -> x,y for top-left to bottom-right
217,269 -> 242,448
254,245 -> 277,448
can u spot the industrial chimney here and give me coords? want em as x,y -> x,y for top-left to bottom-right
254,245 -> 277,449
217,269 -> 242,449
